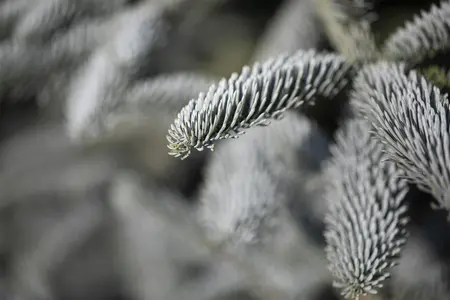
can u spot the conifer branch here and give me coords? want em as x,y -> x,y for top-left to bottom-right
383,0 -> 450,68
167,50 -> 354,159
324,118 -> 409,300
352,62 -> 450,211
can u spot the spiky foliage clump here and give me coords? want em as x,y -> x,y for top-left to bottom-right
198,112 -> 330,252
317,0 -> 450,82
212,111 -> 331,244
382,0 -> 450,68
167,49 -> 354,159
352,62 -> 450,211
197,112 -> 332,299
381,0 -> 450,89
198,156 -> 286,249
324,118 -> 409,299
